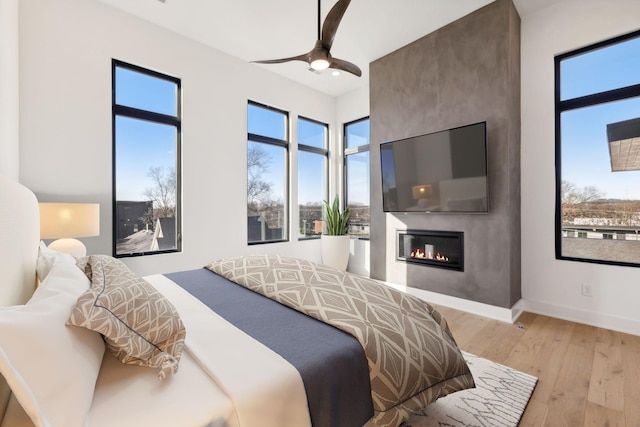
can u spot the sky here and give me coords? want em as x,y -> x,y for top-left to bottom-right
560,35 -> 640,200
248,104 -> 328,206
115,69 -> 370,212
246,106 -> 370,208
115,66 -> 177,201
344,119 -> 370,207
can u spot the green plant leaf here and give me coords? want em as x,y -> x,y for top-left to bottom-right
323,195 -> 350,235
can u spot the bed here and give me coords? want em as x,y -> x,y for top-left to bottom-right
0,174 -> 475,427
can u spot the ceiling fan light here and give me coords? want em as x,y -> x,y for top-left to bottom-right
310,58 -> 330,71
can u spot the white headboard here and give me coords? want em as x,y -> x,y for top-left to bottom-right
0,174 -> 40,421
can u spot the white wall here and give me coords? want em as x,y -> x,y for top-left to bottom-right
18,0 -> 640,334
0,0 -> 19,179
521,0 -> 640,335
19,0 -> 336,276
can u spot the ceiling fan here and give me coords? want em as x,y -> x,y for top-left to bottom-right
252,0 -> 362,77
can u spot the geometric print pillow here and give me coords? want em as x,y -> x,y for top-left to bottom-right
67,255 -> 186,380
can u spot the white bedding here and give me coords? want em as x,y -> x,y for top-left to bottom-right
2,350 -> 233,427
147,274 -> 312,427
1,274 -> 312,427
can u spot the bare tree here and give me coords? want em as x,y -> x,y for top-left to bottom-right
300,202 -> 323,235
561,181 -> 602,205
247,145 -> 273,208
138,208 -> 154,230
143,166 -> 176,218
561,180 -> 604,223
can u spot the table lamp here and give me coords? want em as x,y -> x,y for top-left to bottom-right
39,203 -> 100,258
412,184 -> 432,208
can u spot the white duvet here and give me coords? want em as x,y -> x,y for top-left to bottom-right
146,275 -> 312,427
2,274 -> 312,427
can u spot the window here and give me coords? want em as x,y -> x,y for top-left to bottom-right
555,30 -> 640,266
344,118 -> 370,238
112,60 -> 181,257
298,117 -> 328,239
247,102 -> 289,244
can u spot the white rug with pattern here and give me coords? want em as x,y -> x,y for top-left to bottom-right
401,352 -> 537,427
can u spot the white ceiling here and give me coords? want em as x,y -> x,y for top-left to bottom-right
97,0 -> 552,97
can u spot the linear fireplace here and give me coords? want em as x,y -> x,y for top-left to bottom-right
397,229 -> 464,271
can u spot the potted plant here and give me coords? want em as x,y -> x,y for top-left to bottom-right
321,195 -> 351,270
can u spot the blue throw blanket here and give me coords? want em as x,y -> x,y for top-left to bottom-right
165,268 -> 374,427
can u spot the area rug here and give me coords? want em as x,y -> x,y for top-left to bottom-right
401,352 -> 538,427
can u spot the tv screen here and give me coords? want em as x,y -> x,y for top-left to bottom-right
380,121 -> 488,213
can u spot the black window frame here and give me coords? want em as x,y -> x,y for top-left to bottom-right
555,29 -> 640,267
297,115 -> 328,240
343,116 -> 371,240
112,59 -> 182,257
247,100 -> 290,245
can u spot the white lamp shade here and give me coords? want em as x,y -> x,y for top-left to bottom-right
39,203 -> 100,239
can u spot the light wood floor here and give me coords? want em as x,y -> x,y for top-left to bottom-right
433,305 -> 640,427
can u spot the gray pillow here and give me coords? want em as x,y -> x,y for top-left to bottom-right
68,255 -> 185,380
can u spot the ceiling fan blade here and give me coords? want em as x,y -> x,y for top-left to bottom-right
329,57 -> 362,77
252,53 -> 310,65
251,0 -> 360,78
320,0 -> 351,51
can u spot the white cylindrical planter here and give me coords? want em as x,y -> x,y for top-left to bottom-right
321,234 -> 350,271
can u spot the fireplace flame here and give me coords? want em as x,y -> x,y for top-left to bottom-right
410,249 -> 449,262
434,253 -> 449,262
411,249 -> 426,258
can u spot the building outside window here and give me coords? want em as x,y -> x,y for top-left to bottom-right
247,101 -> 289,244
344,118 -> 370,239
556,30 -> 640,266
112,60 -> 181,256
298,117 -> 328,239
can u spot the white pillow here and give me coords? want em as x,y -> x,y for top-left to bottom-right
0,254 -> 105,427
35,241 -> 65,283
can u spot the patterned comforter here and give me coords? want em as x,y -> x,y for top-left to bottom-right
206,255 -> 475,427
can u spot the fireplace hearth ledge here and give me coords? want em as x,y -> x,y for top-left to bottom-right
382,280 -> 525,324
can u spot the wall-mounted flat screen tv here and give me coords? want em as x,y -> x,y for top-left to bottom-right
380,121 -> 488,213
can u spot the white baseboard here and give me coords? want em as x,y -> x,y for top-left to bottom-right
521,299 -> 640,337
380,281 -> 640,336
382,281 -> 524,324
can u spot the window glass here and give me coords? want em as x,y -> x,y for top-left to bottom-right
345,118 -> 370,149
344,118 -> 370,238
248,103 -> 287,140
561,98 -> 640,203
556,31 -> 640,266
113,61 -> 181,256
115,67 -> 177,116
247,102 -> 288,244
297,117 -> 328,239
298,117 -> 327,149
560,36 -> 640,101
298,150 -> 326,238
346,151 -> 370,238
115,117 -> 177,201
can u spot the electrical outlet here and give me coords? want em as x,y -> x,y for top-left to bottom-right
581,283 -> 593,297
